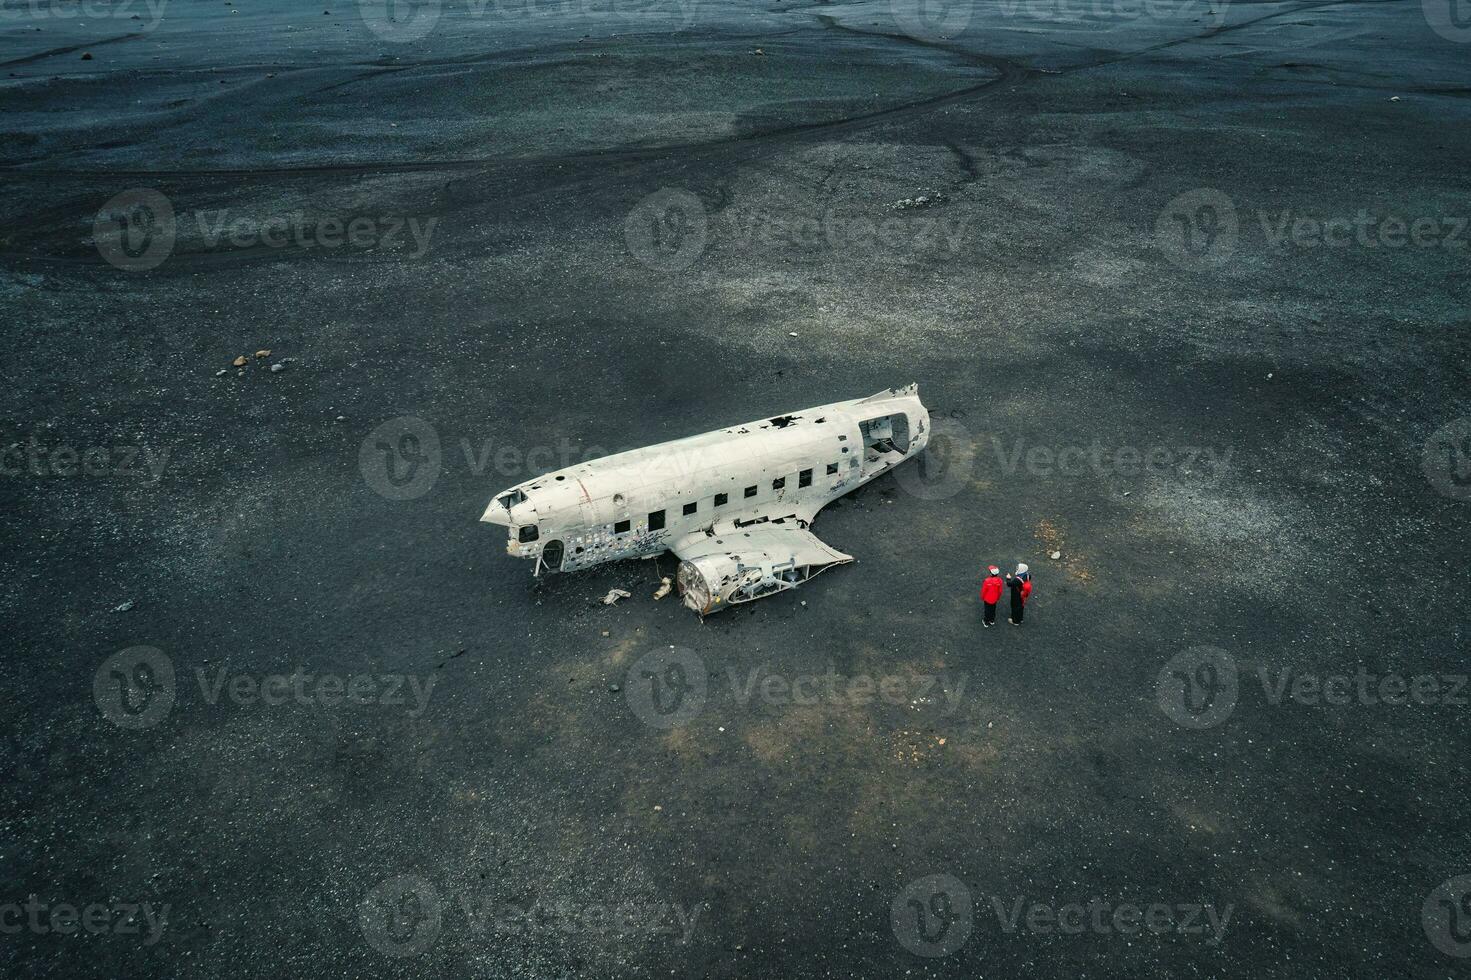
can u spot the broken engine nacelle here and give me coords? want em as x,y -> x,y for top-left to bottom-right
676,546 -> 847,616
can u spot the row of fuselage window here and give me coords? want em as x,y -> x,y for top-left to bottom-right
518,462 -> 843,543
634,462 -> 840,531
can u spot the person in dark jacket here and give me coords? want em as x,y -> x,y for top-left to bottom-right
1006,563 -> 1032,625
980,565 -> 1004,628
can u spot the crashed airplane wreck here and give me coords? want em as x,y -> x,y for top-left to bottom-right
481,385 -> 930,615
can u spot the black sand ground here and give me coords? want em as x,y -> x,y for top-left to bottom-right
3,0 -> 1469,976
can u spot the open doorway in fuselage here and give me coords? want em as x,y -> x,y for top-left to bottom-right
536,539 -> 564,575
858,412 -> 911,479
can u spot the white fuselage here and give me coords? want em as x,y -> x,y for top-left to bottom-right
481,387 -> 930,576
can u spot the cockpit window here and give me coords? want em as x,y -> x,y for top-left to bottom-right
518,525 -> 539,543
499,489 -> 528,510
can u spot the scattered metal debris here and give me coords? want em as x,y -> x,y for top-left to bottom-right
892,192 -> 947,210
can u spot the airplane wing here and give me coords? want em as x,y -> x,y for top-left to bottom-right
671,522 -> 854,615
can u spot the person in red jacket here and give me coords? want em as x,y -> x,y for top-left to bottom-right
1006,563 -> 1033,625
980,565 -> 1004,628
